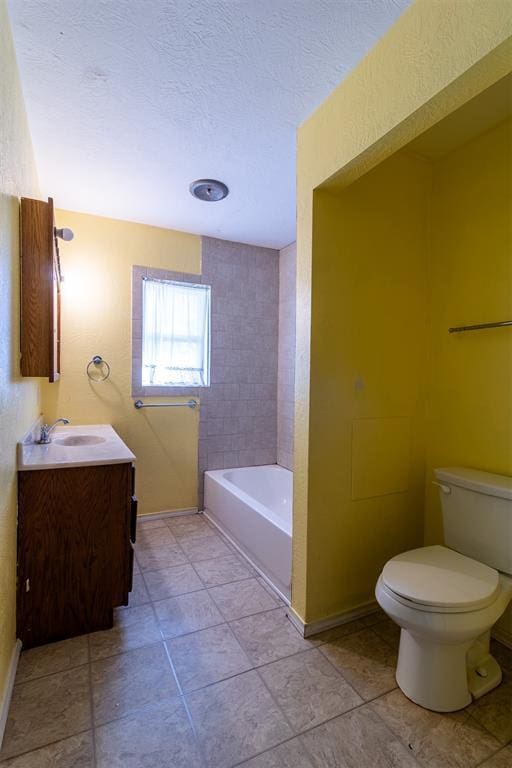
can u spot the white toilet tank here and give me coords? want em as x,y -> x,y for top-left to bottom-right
435,467 -> 512,575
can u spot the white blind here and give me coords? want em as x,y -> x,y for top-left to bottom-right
142,278 -> 210,387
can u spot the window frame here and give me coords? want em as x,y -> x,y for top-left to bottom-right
132,265 -> 210,397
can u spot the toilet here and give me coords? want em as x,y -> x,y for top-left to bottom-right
375,466 -> 512,713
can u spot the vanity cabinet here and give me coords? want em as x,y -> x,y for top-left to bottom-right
20,196 -> 61,382
17,462 -> 136,649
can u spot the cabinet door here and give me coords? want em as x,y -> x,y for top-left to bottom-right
20,196 -> 61,381
50,200 -> 61,381
17,466 -> 124,647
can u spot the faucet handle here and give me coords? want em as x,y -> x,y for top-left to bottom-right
38,424 -> 51,444
37,418 -> 70,444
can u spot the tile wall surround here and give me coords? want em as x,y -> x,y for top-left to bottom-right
277,242 -> 296,471
198,237 -> 280,507
133,236 -> 281,507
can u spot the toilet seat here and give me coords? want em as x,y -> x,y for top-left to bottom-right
382,545 -> 500,613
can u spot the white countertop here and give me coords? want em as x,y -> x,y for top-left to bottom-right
18,424 -> 136,471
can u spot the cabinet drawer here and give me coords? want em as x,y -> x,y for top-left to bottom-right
130,496 -> 138,543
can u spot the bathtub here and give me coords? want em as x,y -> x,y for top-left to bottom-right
203,465 -> 292,601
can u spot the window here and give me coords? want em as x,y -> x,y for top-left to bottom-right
142,277 -> 211,387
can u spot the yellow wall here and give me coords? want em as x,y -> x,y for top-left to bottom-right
0,0 -> 40,706
294,0 -> 512,624
425,117 -> 512,543
304,151 -> 430,621
42,210 -> 201,515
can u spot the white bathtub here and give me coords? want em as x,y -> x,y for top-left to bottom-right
203,464 -> 292,601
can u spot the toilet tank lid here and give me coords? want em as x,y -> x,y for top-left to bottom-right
382,545 -> 500,610
435,467 -> 512,500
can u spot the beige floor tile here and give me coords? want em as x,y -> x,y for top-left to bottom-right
301,705 -> 421,768
359,608 -> 387,626
320,627 -> 397,700
186,669 -> 293,767
15,635 -> 89,684
135,525 -> 177,550
166,514 -> 214,537
193,553 -> 255,588
479,745 -> 512,767
0,732 -> 94,768
143,562 -> 203,600
372,617 -> 401,649
209,577 -> 280,621
259,648 -> 363,732
135,541 -> 188,571
258,578 -> 286,604
230,608 -> 320,666
95,696 -> 202,768
136,517 -> 168,529
239,737 -> 314,767
312,619 -> 365,644
154,589 -> 224,638
0,666 -> 91,760
91,642 -> 178,724
372,688 -> 501,768
468,670 -> 512,745
89,604 -> 161,661
126,570 -> 150,607
168,623 -> 252,692
178,531 -> 232,562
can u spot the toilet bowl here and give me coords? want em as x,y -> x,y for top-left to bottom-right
375,546 -> 512,711
375,467 -> 512,712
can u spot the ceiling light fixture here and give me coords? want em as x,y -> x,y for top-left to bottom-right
189,179 -> 229,202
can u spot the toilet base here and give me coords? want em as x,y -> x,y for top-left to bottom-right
467,654 -> 502,700
397,629 -> 472,711
396,629 -> 502,712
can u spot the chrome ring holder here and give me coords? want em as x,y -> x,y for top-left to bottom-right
86,355 -> 111,381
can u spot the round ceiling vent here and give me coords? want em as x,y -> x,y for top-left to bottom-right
189,179 -> 229,202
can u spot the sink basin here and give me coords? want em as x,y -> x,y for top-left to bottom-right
55,435 -> 107,447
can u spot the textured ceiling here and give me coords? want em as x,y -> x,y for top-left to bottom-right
8,0 -> 411,247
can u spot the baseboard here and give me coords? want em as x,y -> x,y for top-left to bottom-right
286,601 -> 380,638
286,606 -> 308,636
492,626 -> 512,650
137,507 -> 199,521
0,640 -> 21,748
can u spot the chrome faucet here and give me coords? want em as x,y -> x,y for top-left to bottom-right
38,418 -> 70,444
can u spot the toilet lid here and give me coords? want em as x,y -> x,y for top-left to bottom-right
382,545 -> 500,610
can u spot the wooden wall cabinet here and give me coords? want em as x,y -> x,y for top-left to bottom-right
17,462 -> 136,649
20,196 -> 61,382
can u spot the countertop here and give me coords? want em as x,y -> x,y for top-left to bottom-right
18,424 -> 136,471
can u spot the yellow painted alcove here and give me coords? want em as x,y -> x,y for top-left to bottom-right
292,0 -> 512,633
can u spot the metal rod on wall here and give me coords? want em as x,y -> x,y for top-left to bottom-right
134,399 -> 198,410
448,320 -> 512,334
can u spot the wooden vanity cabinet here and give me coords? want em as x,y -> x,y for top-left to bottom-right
20,196 -> 61,382
17,462 -> 136,649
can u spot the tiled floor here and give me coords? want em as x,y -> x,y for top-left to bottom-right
2,514 -> 511,767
